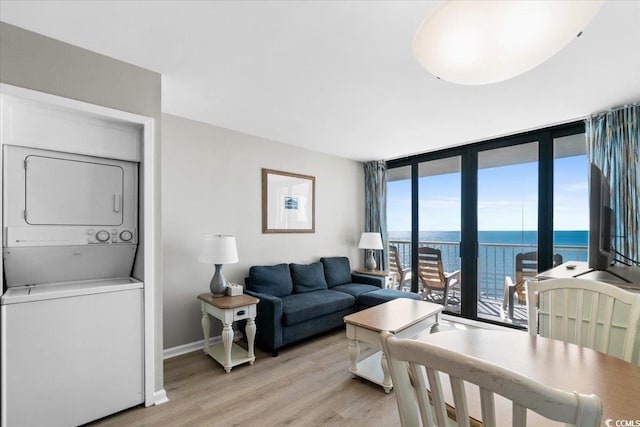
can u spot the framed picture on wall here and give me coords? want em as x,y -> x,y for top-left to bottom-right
262,168 -> 315,233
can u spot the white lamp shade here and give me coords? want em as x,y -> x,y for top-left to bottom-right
198,234 -> 239,264
358,232 -> 383,250
413,0 -> 603,85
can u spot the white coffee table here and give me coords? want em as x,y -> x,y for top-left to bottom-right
343,298 -> 443,392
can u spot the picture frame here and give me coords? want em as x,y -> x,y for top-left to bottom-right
262,168 -> 315,233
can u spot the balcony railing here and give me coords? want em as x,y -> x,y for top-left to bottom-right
389,239 -> 588,301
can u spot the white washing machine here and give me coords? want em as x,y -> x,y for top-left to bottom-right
1,145 -> 144,426
1,278 -> 144,427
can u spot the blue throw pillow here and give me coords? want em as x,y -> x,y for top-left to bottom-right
320,257 -> 352,287
290,262 -> 328,293
248,264 -> 293,297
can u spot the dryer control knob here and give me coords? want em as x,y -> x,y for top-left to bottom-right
96,230 -> 111,242
119,230 -> 133,242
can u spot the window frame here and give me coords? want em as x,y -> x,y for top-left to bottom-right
386,121 -> 585,325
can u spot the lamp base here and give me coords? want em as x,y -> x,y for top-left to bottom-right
365,250 -> 378,271
209,264 -> 228,297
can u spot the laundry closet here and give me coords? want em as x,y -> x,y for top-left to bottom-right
0,86 -> 152,426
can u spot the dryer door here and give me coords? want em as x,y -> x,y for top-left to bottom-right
25,155 -> 124,226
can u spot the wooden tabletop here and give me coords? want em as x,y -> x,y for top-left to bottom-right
197,293 -> 259,309
344,299 -> 443,333
418,329 -> 640,424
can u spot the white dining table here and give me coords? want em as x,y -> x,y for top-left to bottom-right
417,329 -> 640,425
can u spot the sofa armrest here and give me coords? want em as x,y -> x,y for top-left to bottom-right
244,290 -> 284,351
351,273 -> 385,288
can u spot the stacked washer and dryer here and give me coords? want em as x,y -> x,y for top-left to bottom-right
1,91 -> 145,426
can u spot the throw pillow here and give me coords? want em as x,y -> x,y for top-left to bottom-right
290,262 -> 328,293
248,263 -> 293,297
320,257 -> 352,287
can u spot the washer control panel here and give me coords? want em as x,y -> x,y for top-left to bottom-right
5,227 -> 137,247
87,228 -> 136,244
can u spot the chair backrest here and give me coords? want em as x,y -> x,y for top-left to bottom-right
515,252 -> 564,283
514,252 -> 563,303
418,246 -> 445,291
389,245 -> 404,279
514,251 -> 541,286
380,331 -> 602,427
526,278 -> 640,364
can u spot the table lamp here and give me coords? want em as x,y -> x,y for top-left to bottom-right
198,234 -> 239,297
358,232 -> 383,271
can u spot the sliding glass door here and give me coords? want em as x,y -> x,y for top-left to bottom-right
553,134 -> 589,263
387,166 -> 412,289
418,157 -> 462,313
477,142 -> 538,323
386,122 -> 587,328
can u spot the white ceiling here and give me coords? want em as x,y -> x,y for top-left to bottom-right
1,1 -> 639,162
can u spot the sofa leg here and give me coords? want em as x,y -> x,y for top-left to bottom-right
272,350 -> 279,357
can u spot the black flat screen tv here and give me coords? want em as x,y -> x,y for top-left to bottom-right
588,163 -> 614,270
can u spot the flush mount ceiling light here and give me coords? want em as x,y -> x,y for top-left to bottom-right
413,0 -> 604,85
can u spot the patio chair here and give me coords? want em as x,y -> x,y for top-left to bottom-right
417,246 -> 460,306
389,245 -> 411,290
526,278 -> 640,364
502,251 -> 562,320
380,331 -> 603,427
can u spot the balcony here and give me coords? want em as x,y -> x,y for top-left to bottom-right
388,239 -> 588,324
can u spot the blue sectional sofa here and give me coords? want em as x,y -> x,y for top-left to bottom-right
244,256 -> 421,356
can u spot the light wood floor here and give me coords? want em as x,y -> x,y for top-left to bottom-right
90,330 -> 402,427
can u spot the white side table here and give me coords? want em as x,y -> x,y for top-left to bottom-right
353,269 -> 397,289
198,293 -> 259,373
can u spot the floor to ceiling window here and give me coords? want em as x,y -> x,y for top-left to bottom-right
386,122 -> 587,328
387,166 -> 412,290
418,157 -> 462,314
477,142 -> 538,323
553,134 -> 589,263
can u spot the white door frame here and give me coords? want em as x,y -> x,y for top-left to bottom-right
0,83 -> 164,407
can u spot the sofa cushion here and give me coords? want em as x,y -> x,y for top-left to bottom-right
290,262 -> 328,293
320,257 -> 352,287
248,263 -> 293,297
358,288 -> 422,308
281,290 -> 355,326
331,283 -> 381,299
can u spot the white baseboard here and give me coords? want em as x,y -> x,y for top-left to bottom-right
153,389 -> 169,406
163,331 -> 243,360
163,318 -> 513,361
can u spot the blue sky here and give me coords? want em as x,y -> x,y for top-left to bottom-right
387,155 -> 589,232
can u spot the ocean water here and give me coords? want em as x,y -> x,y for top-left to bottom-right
388,230 -> 588,246
388,230 -> 588,298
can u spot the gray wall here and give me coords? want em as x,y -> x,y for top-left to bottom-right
0,22 -> 164,392
0,21 -> 367,361
162,114 -> 365,349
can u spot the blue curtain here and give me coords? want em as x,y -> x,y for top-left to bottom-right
585,104 -> 640,264
364,161 -> 388,270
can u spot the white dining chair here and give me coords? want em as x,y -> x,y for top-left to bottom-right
526,278 -> 640,364
380,331 -> 602,427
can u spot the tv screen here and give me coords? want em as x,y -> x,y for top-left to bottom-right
588,163 -> 614,270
